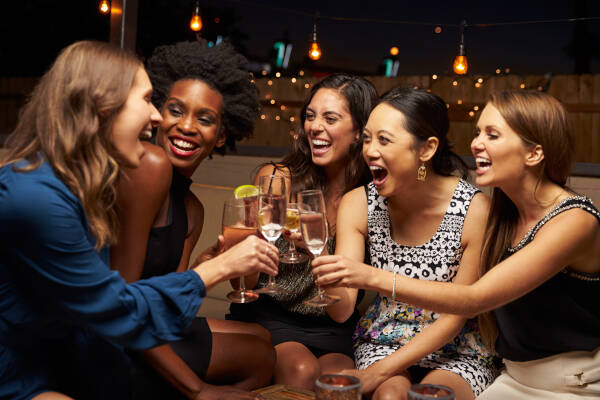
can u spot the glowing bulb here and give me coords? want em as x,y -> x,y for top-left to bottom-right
260,114 -> 266,120
390,46 -> 399,56
190,2 -> 202,32
304,83 -> 310,89
267,80 -> 273,86
299,70 -> 305,76
520,83 -> 526,89
290,117 -> 295,122
473,106 -> 479,111
434,26 -> 442,34
99,0 -> 110,14
475,82 -> 481,88
432,74 -> 438,80
280,105 -> 286,111
309,42 -> 321,60
457,99 -> 462,104
270,99 -> 275,105
275,72 -> 281,78
496,68 -> 501,74
291,77 -> 297,83
452,80 -> 458,86
261,70 -> 267,76
275,115 -> 281,121
453,55 -> 468,75
469,111 -> 475,117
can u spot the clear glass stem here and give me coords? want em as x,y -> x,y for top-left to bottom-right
288,233 -> 297,255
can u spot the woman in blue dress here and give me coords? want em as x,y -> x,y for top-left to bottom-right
0,40 -> 277,400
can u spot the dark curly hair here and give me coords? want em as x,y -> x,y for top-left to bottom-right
145,40 -> 260,153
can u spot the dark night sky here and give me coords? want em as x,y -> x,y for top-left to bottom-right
2,0 -> 600,77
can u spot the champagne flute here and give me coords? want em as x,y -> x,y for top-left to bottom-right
298,189 -> 340,307
279,202 -> 309,264
223,197 -> 260,303
255,175 -> 286,294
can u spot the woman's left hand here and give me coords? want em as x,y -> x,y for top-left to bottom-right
311,255 -> 370,289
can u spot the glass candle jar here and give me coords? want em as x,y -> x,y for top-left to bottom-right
315,374 -> 361,400
407,384 -> 455,399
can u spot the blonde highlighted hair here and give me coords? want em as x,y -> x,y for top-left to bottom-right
0,40 -> 143,249
477,90 -> 574,349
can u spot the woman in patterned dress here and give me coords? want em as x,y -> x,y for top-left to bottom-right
310,87 -> 497,399
314,90 -> 600,399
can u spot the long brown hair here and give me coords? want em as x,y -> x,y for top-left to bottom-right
477,90 -> 574,349
277,73 -> 378,196
0,40 -> 143,249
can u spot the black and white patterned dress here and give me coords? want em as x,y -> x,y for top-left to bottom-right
353,180 -> 497,396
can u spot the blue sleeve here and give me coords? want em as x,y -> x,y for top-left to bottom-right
0,165 -> 205,350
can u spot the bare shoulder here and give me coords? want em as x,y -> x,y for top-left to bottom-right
465,191 -> 490,222
118,143 -> 172,208
338,186 -> 369,234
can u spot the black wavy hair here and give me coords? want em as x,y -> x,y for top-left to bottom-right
145,40 -> 260,153
379,87 -> 469,178
279,73 -> 378,196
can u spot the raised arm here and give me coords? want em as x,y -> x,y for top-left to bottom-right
111,142 -> 172,282
317,206 -> 599,318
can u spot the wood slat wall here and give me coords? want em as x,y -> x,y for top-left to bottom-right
2,74 -> 599,162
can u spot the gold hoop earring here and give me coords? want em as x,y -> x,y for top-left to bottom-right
417,163 -> 427,181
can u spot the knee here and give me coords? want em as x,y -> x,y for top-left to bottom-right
374,386 -> 407,400
278,356 -> 320,386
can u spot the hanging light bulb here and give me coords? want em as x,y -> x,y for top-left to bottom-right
98,0 -> 110,14
308,15 -> 322,61
453,20 -> 468,75
190,1 -> 203,32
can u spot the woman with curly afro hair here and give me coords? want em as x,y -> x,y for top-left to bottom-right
111,40 -> 274,400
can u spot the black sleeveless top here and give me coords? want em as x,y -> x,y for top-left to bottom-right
140,170 -> 192,279
494,196 -> 600,361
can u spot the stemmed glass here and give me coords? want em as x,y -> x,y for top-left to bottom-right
255,175 -> 287,295
279,202 -> 309,264
298,189 -> 340,307
223,197 -> 260,303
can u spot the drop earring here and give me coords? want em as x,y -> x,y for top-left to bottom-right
417,163 -> 427,181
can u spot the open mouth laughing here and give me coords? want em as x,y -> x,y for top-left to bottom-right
311,139 -> 331,155
370,164 -> 388,186
168,136 -> 201,157
475,157 -> 491,174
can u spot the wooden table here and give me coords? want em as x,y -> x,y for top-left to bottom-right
253,384 -> 315,399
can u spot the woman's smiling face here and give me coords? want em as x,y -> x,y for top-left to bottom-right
156,79 -> 225,177
304,88 -> 358,170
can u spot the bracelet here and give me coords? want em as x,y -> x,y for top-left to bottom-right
392,271 -> 397,301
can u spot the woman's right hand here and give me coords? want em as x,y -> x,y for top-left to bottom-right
193,236 -> 278,291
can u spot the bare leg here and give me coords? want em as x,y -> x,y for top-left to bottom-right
32,393 -> 74,400
318,353 -> 354,375
273,342 -> 321,390
372,371 -> 412,400
420,369 -> 474,400
207,318 -> 272,344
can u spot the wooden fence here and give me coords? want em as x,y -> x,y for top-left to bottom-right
2,74 -> 600,164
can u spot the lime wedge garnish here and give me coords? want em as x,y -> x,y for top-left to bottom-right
233,184 -> 259,199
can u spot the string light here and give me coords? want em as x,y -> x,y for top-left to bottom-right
291,77 -> 297,83
275,72 -> 281,78
390,46 -> 399,56
308,14 -> 322,61
190,1 -> 202,32
452,20 -> 468,75
432,74 -> 438,80
98,0 -> 110,14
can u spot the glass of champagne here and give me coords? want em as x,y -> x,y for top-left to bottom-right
223,197 -> 260,303
255,175 -> 287,294
279,202 -> 309,264
298,189 -> 340,307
